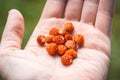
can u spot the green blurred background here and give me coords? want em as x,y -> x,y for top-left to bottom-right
0,0 -> 120,80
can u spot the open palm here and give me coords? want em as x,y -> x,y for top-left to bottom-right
0,0 -> 115,80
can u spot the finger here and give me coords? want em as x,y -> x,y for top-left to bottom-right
95,0 -> 115,37
40,0 -> 67,19
64,0 -> 84,21
81,0 -> 100,25
0,9 -> 24,50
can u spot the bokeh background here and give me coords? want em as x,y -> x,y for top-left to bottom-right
0,0 -> 120,80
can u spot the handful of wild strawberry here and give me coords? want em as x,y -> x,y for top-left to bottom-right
37,22 -> 84,66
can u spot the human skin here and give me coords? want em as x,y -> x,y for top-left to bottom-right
0,0 -> 115,80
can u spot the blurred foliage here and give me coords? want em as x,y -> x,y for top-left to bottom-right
107,0 -> 120,80
0,0 -> 120,80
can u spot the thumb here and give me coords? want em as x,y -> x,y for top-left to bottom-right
0,9 -> 24,50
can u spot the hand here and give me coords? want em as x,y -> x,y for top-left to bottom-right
0,0 -> 115,80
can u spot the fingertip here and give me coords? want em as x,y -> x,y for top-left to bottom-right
8,9 -> 24,21
7,9 -> 24,33
7,9 -> 24,28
